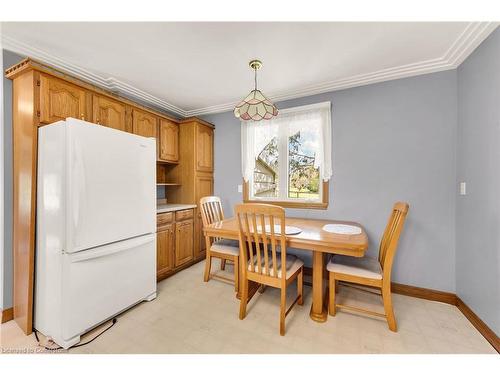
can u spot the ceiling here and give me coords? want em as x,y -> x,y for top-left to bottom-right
1,22 -> 497,117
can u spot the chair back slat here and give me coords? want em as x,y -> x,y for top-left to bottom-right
270,215 -> 279,277
200,196 -> 225,243
260,214 -> 270,276
378,202 -> 409,278
251,213 -> 262,273
235,203 -> 286,280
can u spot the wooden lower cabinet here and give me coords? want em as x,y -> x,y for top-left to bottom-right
156,210 -> 195,281
175,219 -> 194,267
194,174 -> 214,258
156,223 -> 175,279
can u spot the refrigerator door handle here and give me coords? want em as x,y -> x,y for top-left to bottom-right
68,234 -> 155,263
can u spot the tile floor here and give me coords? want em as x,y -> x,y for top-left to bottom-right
0,261 -> 497,354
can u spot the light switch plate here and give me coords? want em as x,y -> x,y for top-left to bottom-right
238,184 -> 243,193
459,182 -> 466,195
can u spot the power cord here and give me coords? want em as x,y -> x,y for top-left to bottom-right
34,317 -> 117,351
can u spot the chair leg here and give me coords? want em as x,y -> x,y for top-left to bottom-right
258,284 -> 266,293
382,285 -> 397,332
203,252 -> 212,282
233,256 -> 239,293
239,279 -> 248,320
221,259 -> 226,270
280,286 -> 286,336
329,272 -> 336,316
298,268 -> 303,305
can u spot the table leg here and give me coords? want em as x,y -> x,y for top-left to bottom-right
309,250 -> 328,322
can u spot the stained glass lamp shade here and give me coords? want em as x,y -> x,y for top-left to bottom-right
234,60 -> 278,121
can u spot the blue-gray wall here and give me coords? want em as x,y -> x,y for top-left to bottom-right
456,29 -> 500,335
203,70 -> 458,293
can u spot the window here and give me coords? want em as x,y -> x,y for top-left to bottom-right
241,102 -> 332,209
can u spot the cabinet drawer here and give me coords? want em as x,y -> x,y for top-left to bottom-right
175,209 -> 193,221
157,212 -> 174,227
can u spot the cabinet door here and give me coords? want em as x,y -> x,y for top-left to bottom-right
39,74 -> 88,124
196,124 -> 214,172
132,109 -> 157,138
92,94 -> 127,132
158,119 -> 179,162
195,175 -> 214,257
157,223 -> 175,279
175,219 -> 194,267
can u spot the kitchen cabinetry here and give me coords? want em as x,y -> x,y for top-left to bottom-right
158,119 -> 179,162
167,118 -> 215,260
157,213 -> 175,280
40,74 -> 89,124
92,94 -> 128,132
196,123 -> 214,172
132,109 -> 157,138
6,58 -> 182,334
174,220 -> 194,267
6,57 -> 212,333
195,174 -> 214,254
156,209 -> 195,281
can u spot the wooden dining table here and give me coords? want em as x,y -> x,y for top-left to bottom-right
203,217 -> 369,322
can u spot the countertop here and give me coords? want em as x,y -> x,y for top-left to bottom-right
157,204 -> 197,214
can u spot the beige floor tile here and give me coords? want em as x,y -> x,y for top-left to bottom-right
0,261 -> 496,354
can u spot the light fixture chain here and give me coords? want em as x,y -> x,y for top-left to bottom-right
254,67 -> 257,91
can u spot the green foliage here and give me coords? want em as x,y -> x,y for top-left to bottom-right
257,131 -> 320,198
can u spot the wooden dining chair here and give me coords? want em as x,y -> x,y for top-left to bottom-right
235,203 -> 304,336
200,196 -> 239,292
327,202 -> 409,332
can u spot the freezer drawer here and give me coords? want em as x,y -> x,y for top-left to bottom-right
61,234 -> 156,341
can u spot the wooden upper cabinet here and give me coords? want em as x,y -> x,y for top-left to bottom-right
132,109 -> 157,138
92,94 -> 128,132
195,124 -> 214,172
158,119 -> 179,162
39,74 -> 88,124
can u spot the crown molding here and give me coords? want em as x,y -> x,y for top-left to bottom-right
186,22 -> 498,117
1,34 -> 189,117
2,22 -> 497,118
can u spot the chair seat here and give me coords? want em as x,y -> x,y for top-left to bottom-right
326,255 -> 382,279
211,239 -> 240,256
248,252 -> 303,278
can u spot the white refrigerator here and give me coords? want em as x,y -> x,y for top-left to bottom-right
35,118 -> 157,349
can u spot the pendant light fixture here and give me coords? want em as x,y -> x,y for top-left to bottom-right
234,59 -> 278,121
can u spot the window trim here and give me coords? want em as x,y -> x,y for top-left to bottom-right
243,179 -> 329,209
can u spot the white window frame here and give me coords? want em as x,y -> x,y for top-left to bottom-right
244,102 -> 330,208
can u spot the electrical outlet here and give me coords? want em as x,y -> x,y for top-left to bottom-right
459,182 -> 466,195
238,184 -> 243,193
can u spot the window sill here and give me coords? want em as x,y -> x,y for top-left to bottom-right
243,198 -> 328,210
243,180 -> 329,210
